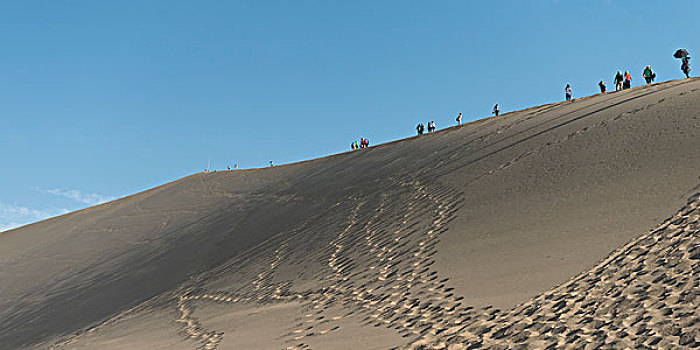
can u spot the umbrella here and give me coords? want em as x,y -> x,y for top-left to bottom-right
674,49 -> 689,59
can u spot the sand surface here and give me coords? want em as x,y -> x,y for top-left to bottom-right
1,78 -> 699,349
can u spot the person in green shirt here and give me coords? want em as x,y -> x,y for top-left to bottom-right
643,65 -> 656,84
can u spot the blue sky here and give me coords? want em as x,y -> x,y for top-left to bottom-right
1,0 -> 698,231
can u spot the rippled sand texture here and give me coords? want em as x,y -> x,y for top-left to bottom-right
2,78 -> 700,350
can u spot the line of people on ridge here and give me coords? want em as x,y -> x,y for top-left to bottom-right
350,50 -> 693,150
455,105 -> 499,126
351,138 -> 370,150
415,104 -> 501,136
565,49 -> 692,100
569,66 -> 664,100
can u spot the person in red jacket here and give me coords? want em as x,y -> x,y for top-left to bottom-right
623,71 -> 632,89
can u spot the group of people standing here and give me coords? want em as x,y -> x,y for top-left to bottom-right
416,121 -> 437,135
611,70 -> 637,92
351,138 -> 370,150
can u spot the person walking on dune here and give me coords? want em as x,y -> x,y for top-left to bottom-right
614,71 -> 624,91
417,123 -> 425,135
427,121 -> 436,133
598,80 -> 607,93
456,112 -> 462,125
565,84 -> 573,101
643,65 -> 656,84
623,71 -> 632,89
682,56 -> 691,78
493,104 -> 500,116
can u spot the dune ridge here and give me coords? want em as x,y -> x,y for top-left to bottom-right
2,78 -> 700,350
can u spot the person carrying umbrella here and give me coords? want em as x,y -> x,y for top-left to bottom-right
643,66 -> 656,84
682,57 -> 691,78
674,49 -> 691,78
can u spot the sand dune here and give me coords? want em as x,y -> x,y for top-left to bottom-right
1,78 -> 699,349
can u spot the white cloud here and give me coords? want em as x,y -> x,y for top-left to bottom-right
0,188 -> 115,232
0,202 -> 69,232
0,222 -> 20,232
36,188 -> 115,205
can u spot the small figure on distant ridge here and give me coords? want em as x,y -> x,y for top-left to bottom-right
456,112 -> 462,125
643,65 -> 656,84
493,104 -> 500,116
417,123 -> 425,135
598,80 -> 607,93
269,161 -> 274,167
565,84 -> 573,101
427,121 -> 436,133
